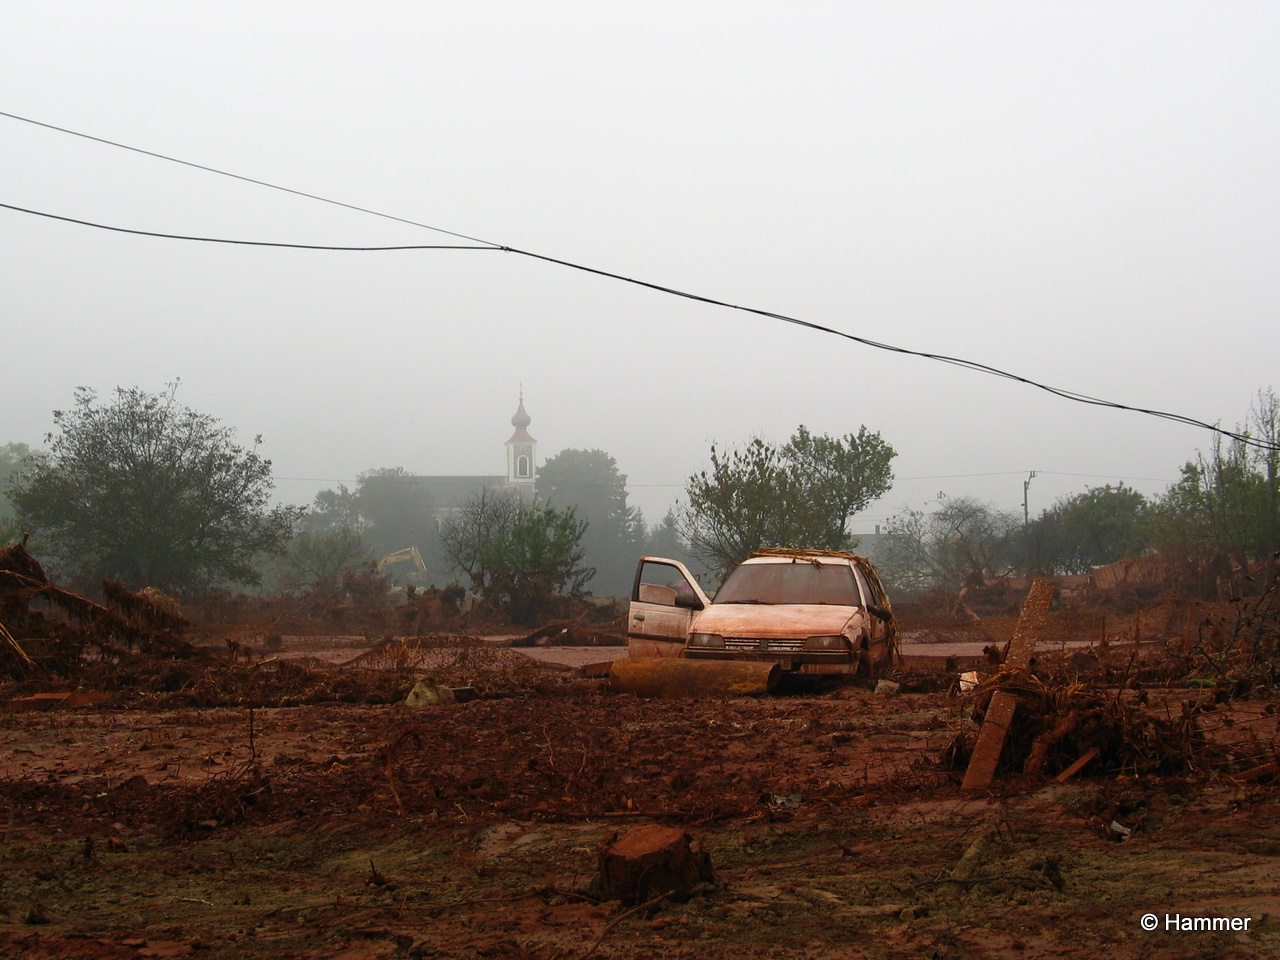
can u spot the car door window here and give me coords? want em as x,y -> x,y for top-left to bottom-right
636,561 -> 695,606
852,566 -> 874,608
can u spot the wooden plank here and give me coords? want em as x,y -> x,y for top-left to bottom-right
1233,760 -> 1280,783
961,579 -> 1056,792
1004,579 -> 1055,669
961,691 -> 1019,791
8,691 -> 110,712
1055,746 -> 1101,783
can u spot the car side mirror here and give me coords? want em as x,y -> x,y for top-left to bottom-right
868,605 -> 892,622
674,594 -> 704,611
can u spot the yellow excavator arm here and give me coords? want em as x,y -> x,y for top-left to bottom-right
377,547 -> 427,576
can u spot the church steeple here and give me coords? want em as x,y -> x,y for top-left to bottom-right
505,391 -> 536,496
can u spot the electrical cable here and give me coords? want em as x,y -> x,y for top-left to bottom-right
493,248 -> 1277,452
0,202 -> 494,251
2,108 -> 1275,452
0,109 -> 499,248
8,198 -> 1266,454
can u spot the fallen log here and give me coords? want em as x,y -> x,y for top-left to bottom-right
609,657 -> 778,698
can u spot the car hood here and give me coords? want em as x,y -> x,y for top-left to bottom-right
695,604 -> 861,639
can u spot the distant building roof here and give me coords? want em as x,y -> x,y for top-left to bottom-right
404,475 -> 508,508
1091,554 -> 1168,591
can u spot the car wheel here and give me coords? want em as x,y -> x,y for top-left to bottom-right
854,642 -> 872,678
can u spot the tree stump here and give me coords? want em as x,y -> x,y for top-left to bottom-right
595,824 -> 713,905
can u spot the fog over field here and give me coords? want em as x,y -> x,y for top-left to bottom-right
2,2 -> 1276,528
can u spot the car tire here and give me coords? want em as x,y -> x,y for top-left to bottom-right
854,642 -> 872,679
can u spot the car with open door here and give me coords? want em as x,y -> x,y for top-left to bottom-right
627,549 -> 897,679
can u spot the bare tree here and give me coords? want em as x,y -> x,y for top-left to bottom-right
876,497 -> 1019,596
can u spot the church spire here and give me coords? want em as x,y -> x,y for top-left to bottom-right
509,394 -> 533,437
506,391 -> 536,494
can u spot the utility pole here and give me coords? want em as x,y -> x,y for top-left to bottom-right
1022,471 -> 1037,575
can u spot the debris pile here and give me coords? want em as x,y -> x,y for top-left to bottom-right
0,540 -> 209,690
1,542 -> 552,707
341,634 -> 575,697
1174,553 -> 1280,688
398,583 -> 467,635
185,566 -> 397,638
948,568 -> 1280,788
508,619 -> 627,647
948,669 -> 1214,781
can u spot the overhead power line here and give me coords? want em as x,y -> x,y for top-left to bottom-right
0,110 -> 497,247
2,108 -> 1275,453
0,202 -> 494,251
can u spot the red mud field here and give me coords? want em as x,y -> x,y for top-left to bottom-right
3,558 -> 1280,959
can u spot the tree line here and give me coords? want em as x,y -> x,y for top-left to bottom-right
4,384 -> 1277,623
873,389 -> 1280,597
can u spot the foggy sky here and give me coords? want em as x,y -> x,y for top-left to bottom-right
2,2 -> 1277,532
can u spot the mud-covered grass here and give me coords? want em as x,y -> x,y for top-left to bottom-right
2,668 -> 1279,959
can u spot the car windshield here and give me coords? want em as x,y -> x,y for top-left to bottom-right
714,561 -> 861,606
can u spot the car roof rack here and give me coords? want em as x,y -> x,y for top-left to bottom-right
750,547 -> 872,563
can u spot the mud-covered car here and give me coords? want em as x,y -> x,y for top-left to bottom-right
627,548 -> 897,678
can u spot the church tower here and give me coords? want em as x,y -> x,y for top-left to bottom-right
506,393 -> 536,499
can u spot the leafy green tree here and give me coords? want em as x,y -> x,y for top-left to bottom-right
252,484 -> 376,593
0,442 -> 35,544
9,385 -> 299,591
680,425 -> 895,575
1028,484 -> 1152,575
355,467 -> 438,558
279,528 -> 375,591
301,484 -> 365,537
440,487 -> 592,624
1152,388 -> 1280,582
876,497 -> 1020,596
537,448 -> 643,595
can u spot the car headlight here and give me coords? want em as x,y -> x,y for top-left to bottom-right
689,633 -> 725,649
803,635 -> 849,651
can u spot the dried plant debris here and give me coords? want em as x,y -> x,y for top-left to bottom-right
508,620 -> 627,647
1173,554 -> 1280,687
0,541 -> 209,687
339,634 -> 577,701
947,668 -> 1222,781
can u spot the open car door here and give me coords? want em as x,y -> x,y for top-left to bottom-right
627,557 -> 711,658
853,559 -> 898,672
